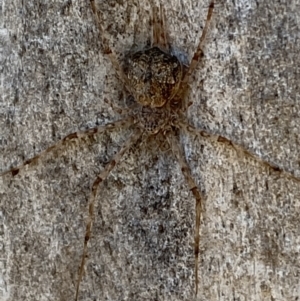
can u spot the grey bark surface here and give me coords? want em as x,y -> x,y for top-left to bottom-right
1,0 -> 300,301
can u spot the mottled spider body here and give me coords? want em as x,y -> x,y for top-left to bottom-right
124,46 -> 183,108
65,1 -> 215,298
123,45 -> 184,134
133,106 -> 170,134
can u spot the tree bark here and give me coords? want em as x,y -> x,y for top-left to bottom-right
1,1 -> 300,300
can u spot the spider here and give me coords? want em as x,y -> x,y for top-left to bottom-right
1,1 -> 300,300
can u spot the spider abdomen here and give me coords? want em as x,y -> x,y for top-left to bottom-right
124,46 -> 183,108
135,106 -> 170,134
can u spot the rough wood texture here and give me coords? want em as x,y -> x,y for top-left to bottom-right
1,1 -> 299,300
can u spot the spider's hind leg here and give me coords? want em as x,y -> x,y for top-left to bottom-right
167,131 -> 204,296
75,127 -> 142,301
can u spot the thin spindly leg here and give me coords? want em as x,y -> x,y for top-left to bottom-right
177,118 -> 300,183
167,132 -> 204,296
75,128 -> 142,301
1,117 -> 134,177
181,1 -> 214,87
103,98 -> 135,116
89,0 -> 126,81
150,1 -> 169,50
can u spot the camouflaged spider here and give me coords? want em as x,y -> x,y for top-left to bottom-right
2,1 -> 299,300
77,1 -> 215,298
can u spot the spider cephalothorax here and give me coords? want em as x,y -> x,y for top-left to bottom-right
125,47 -> 187,136
124,46 -> 183,108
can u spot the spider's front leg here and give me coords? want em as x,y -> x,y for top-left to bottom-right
181,1 -> 214,89
89,0 -> 128,84
150,1 -> 169,50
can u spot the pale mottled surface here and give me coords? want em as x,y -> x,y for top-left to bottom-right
1,0 -> 300,301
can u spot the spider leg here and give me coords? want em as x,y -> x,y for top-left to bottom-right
181,1 -> 214,87
89,0 -> 126,82
150,1 -> 169,50
1,117 -> 134,177
167,132 -> 204,296
177,118 -> 300,183
75,128 -> 142,301
103,98 -> 131,115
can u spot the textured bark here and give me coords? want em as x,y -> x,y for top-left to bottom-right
1,1 -> 300,300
